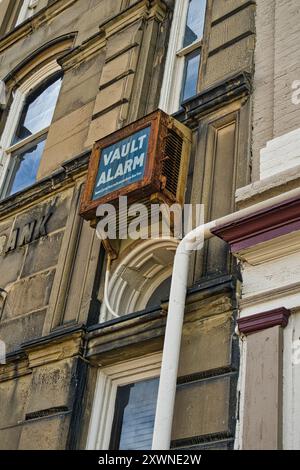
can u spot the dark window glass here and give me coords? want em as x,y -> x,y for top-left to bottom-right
13,75 -> 62,144
8,138 -> 46,196
181,49 -> 201,103
183,0 -> 206,48
109,378 -> 159,450
146,276 -> 172,309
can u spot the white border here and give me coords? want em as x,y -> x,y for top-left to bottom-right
86,352 -> 162,450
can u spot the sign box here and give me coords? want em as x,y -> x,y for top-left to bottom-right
80,109 -> 191,223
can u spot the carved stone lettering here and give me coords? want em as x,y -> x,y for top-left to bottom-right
0,235 -> 7,255
5,229 -> 19,253
18,221 -> 36,247
1,208 -> 53,255
34,208 -> 53,239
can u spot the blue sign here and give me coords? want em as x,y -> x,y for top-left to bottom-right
92,126 -> 151,200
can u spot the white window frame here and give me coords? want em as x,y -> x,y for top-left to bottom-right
159,0 -> 206,114
15,0 -> 40,27
0,60 -> 61,197
86,352 -> 162,450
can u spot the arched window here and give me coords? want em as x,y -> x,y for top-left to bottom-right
0,68 -> 62,198
100,239 -> 178,322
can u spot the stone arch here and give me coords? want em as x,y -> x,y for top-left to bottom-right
100,238 -> 179,321
3,33 -> 77,87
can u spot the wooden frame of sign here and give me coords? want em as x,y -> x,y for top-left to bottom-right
80,109 -> 172,222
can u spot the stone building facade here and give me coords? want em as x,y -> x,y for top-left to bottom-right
0,0 -> 255,450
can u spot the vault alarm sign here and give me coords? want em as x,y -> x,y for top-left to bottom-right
92,126 -> 151,200
80,109 -> 191,222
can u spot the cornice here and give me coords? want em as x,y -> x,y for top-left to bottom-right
58,0 -> 168,71
0,325 -> 86,381
175,71 -> 252,129
0,149 -> 90,223
237,307 -> 291,336
0,0 -> 77,55
98,0 -> 168,39
4,34 -> 76,86
148,0 -> 168,22
239,281 -> 300,310
22,324 -> 86,369
0,273 -> 236,375
0,351 -> 30,383
86,309 -> 166,364
58,32 -> 105,71
236,164 -> 300,210
237,230 -> 300,265
212,194 -> 300,254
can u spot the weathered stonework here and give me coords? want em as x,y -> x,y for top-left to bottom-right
0,0 -> 254,450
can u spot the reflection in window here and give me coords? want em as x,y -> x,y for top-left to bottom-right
179,0 -> 206,104
109,378 -> 159,450
183,0 -> 207,47
8,138 -> 46,196
181,50 -> 201,102
3,74 -> 62,198
13,76 -> 61,144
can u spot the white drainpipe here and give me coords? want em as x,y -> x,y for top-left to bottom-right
151,186 -> 300,450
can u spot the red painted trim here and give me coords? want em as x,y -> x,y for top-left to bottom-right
238,307 -> 291,335
211,195 -> 300,252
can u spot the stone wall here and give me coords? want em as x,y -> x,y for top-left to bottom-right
0,191 -> 72,351
0,0 -> 255,450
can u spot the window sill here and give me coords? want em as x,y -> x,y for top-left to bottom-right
0,148 -> 90,217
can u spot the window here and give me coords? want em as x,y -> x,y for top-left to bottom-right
109,378 -> 159,450
99,239 -> 177,322
86,353 -> 162,450
160,0 -> 207,114
180,49 -> 201,103
0,72 -> 62,198
145,276 -> 172,309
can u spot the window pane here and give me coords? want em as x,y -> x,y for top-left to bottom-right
8,138 -> 46,196
110,378 -> 159,450
181,50 -> 201,102
13,75 -> 62,144
183,0 -> 206,48
146,276 -> 172,309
